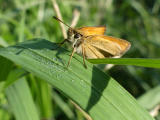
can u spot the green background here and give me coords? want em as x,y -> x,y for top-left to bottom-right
0,0 -> 160,119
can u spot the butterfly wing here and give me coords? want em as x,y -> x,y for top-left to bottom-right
83,35 -> 131,59
84,44 -> 106,59
78,26 -> 106,36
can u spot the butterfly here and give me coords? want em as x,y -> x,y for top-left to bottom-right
53,16 -> 131,68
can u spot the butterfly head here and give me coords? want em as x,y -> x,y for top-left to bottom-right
67,28 -> 82,45
53,16 -> 83,47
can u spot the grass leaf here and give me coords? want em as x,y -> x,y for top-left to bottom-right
88,58 -> 160,69
137,85 -> 160,110
5,78 -> 39,120
0,38 -> 153,120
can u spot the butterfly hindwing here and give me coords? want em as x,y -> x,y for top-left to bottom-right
83,35 -> 131,58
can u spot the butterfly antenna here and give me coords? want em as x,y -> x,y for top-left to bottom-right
53,16 -> 74,30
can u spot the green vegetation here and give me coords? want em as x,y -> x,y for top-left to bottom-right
0,0 -> 160,120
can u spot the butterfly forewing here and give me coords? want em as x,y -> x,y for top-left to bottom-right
78,26 -> 106,36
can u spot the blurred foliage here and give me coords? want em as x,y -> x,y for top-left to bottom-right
0,0 -> 160,119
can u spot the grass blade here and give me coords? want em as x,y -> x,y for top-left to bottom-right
88,58 -> 160,69
5,78 -> 39,120
137,85 -> 160,110
0,38 -> 154,120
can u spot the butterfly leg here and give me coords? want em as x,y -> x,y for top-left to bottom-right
67,48 -> 75,68
52,39 -> 67,50
82,44 -> 87,69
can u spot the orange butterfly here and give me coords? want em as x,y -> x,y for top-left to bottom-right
53,16 -> 131,68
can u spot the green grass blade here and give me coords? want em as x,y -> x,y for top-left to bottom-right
137,85 -> 160,110
3,69 -> 29,90
0,57 -> 13,82
35,78 -> 52,119
88,58 -> 160,69
52,91 -> 75,119
0,37 -> 8,47
5,77 -> 39,120
0,92 -> 10,120
0,38 -> 154,120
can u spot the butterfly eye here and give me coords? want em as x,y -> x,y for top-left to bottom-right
74,34 -> 80,39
